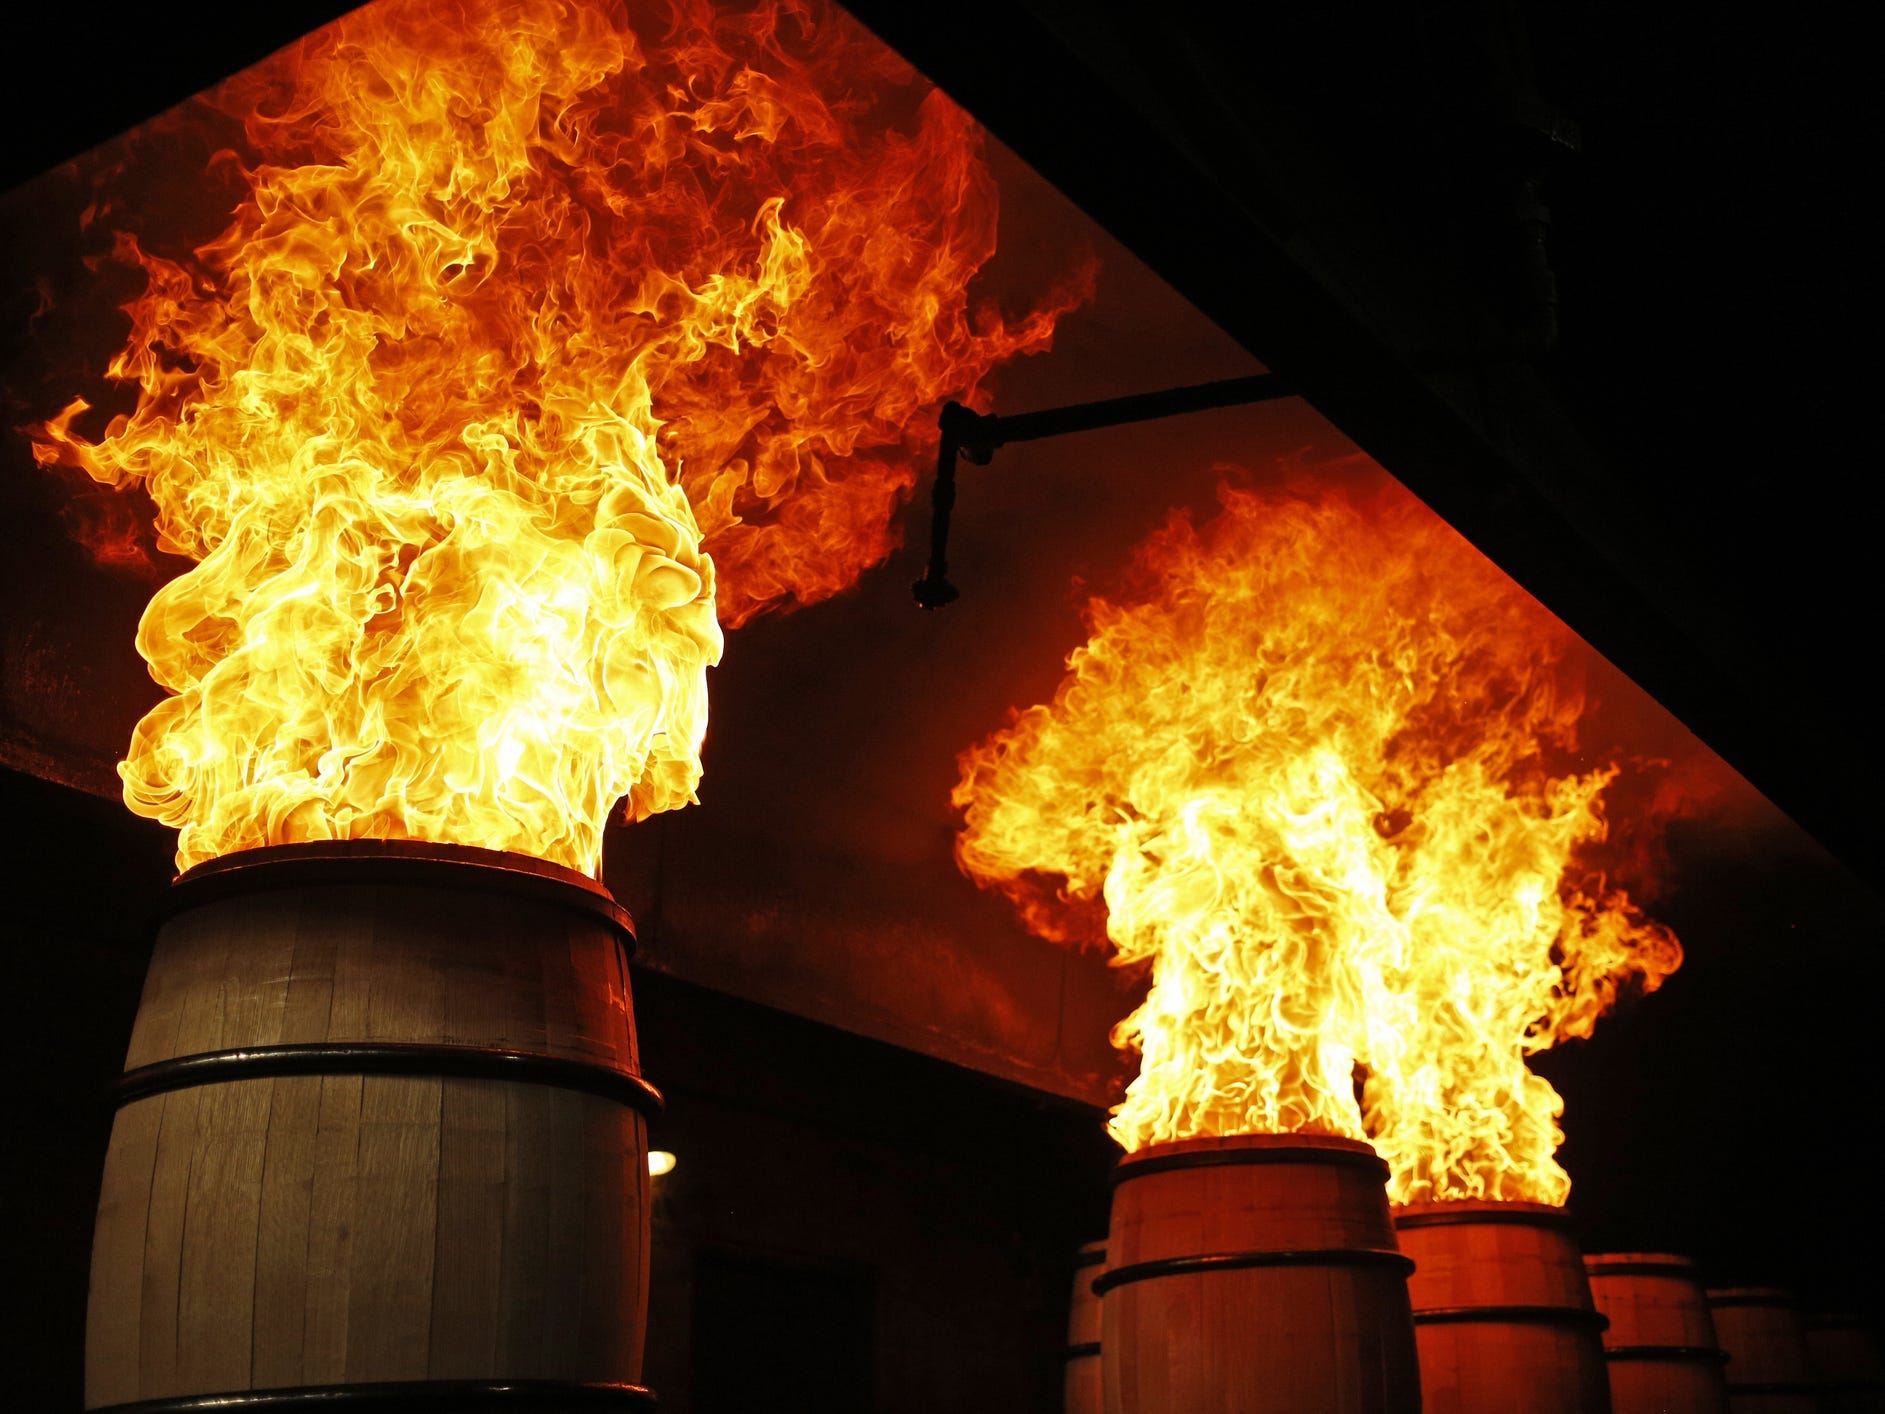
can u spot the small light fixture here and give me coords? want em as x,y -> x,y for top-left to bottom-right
648,1150 -> 677,1177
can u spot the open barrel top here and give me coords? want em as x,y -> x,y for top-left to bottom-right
1114,1131 -> 1389,1186
166,838 -> 634,944
1393,1198 -> 1573,1228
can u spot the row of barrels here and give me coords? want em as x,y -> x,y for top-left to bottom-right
1062,1135 -> 1883,1414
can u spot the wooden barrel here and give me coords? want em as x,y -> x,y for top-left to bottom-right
1098,1133 -> 1420,1414
1584,1252 -> 1729,1414
1709,1289 -> 1823,1413
85,841 -> 660,1412
1805,1315 -> 1885,1413
1395,1199 -> 1612,1414
1064,1240 -> 1105,1414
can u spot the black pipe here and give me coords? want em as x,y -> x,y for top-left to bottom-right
911,373 -> 1297,609
952,373 -> 1294,454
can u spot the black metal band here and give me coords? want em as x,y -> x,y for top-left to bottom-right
1604,1344 -> 1729,1364
1062,1342 -> 1102,1361
111,1043 -> 664,1116
1072,1248 -> 1107,1270
1584,1258 -> 1698,1277
1413,1303 -> 1609,1332
167,840 -> 635,947
1114,1143 -> 1389,1187
1395,1203 -> 1572,1230
1093,1247 -> 1414,1295
89,1379 -> 656,1412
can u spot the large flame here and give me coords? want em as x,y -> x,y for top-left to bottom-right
29,0 -> 1080,873
954,477 -> 1679,1203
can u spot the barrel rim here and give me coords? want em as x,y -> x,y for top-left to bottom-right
1113,1132 -> 1388,1187
167,840 -> 635,946
1411,1303 -> 1609,1332
1584,1252 -> 1700,1275
1093,1246 -> 1415,1295
86,1379 -> 658,1412
111,1041 -> 664,1116
1394,1198 -> 1572,1229
1603,1344 -> 1730,1364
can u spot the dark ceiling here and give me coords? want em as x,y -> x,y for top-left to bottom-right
838,0 -> 1882,895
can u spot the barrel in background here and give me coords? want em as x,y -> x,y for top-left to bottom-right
1806,1315 -> 1885,1414
1708,1288 -> 1820,1414
1395,1199 -> 1611,1414
1584,1252 -> 1728,1414
1100,1133 -> 1420,1414
1065,1240 -> 1104,1414
85,841 -> 659,1411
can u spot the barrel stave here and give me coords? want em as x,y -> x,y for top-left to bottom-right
85,845 -> 653,1410
1584,1254 -> 1728,1414
1395,1201 -> 1612,1414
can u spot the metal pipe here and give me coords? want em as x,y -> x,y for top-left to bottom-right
912,373 -> 1297,609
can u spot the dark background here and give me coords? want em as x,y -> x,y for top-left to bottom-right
3,0 -> 1881,1408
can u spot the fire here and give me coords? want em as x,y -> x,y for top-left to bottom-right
29,0 -> 1080,873
954,477 -> 1679,1203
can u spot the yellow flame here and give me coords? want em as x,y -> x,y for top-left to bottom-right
30,0 -> 1081,873
954,477 -> 1679,1203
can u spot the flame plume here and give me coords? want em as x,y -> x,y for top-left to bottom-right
954,478 -> 1679,1203
30,0 -> 1080,873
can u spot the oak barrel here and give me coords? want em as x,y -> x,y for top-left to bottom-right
1065,1241 -> 1104,1414
1709,1289 -> 1823,1413
1395,1199 -> 1612,1414
1806,1316 -> 1885,1413
85,841 -> 660,1411
1099,1133 -> 1420,1414
1584,1253 -> 1729,1414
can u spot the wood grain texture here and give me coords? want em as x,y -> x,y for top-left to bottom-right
1102,1135 -> 1420,1414
1395,1201 -> 1611,1414
1065,1241 -> 1104,1414
86,862 -> 650,1407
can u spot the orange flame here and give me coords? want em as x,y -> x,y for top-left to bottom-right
954,477 -> 1679,1203
29,0 -> 1080,873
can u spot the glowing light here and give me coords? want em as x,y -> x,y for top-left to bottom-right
648,1150 -> 677,1178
